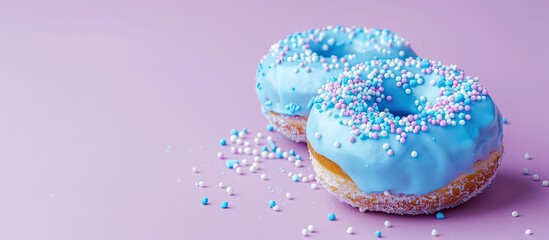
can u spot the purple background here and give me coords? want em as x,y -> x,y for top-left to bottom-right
1,0 -> 548,239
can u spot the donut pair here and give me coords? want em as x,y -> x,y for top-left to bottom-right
255,26 -> 504,214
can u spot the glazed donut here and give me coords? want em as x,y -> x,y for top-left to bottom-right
306,58 -> 504,214
256,26 -> 416,142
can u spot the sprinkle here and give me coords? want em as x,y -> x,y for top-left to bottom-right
295,160 -> 302,167
230,129 -> 238,136
218,182 -> 225,188
260,173 -> 267,180
375,230 -> 382,238
242,128 -> 248,134
288,156 -> 296,162
411,151 -> 418,158
229,135 -> 237,143
387,149 -> 394,156
192,167 -> 198,173
292,174 -> 300,182
436,212 -> 445,219
268,200 -> 276,208
241,159 -> 249,166
256,132 -> 263,138
307,225 -> 314,232
201,197 -> 208,205
225,160 -> 240,169
359,207 -> 366,213
532,174 -> 540,181
266,136 -> 273,142
347,227 -> 354,234
522,168 -> 529,175
503,117 -> 508,124
286,192 -> 292,199
220,139 -> 227,146
328,212 -> 336,221
382,143 -> 390,149
311,183 -> 318,189
384,220 -> 391,228
267,125 -> 274,131
524,153 -> 532,160
272,205 -> 280,211
235,167 -> 243,175
431,229 -> 439,237
220,201 -> 229,209
249,165 -> 257,173
525,229 -> 532,235
197,181 -> 205,187
542,180 -> 549,187
334,141 -> 341,148
226,186 -> 233,195
217,152 -> 224,159
301,228 -> 309,236
511,210 -> 519,217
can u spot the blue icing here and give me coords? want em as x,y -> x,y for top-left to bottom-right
256,26 -> 417,117
306,58 -> 504,196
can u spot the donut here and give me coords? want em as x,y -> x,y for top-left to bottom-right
306,58 -> 504,214
256,26 -> 416,142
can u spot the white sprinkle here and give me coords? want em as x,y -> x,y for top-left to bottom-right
524,153 -> 532,160
249,165 -> 257,173
287,171 -> 294,177
232,163 -> 239,169
311,183 -> 318,189
261,151 -> 268,158
301,228 -> 309,236
301,177 -> 309,183
236,139 -> 243,145
542,180 -> 549,187
244,147 -> 252,155
218,182 -> 225,188
254,138 -> 260,144
226,186 -> 233,195
244,141 -> 250,147
252,149 -> 259,156
384,220 -> 391,228
272,205 -> 280,211
235,167 -> 243,175
525,229 -> 532,235
256,132 -> 263,138
522,168 -> 529,175
307,225 -> 314,232
283,152 -> 290,158
359,207 -> 366,213
197,181 -> 205,187
192,167 -> 198,173
241,159 -> 249,166
253,156 -> 261,162
532,174 -> 540,181
346,227 -> 354,234
383,191 -> 390,196
511,210 -> 519,217
237,148 -> 243,154
268,152 -> 276,159
334,141 -> 341,148
217,152 -> 224,159
266,136 -> 273,142
286,192 -> 292,199
295,160 -> 302,167
288,156 -> 296,162
260,173 -> 267,180
382,143 -> 390,150
238,131 -> 245,138
398,50 -> 405,56
411,151 -> 418,158
314,132 -> 322,140
431,229 -> 439,237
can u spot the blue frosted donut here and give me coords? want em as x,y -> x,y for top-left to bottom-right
306,58 -> 504,214
256,26 -> 416,142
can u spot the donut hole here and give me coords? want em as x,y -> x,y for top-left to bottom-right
309,41 -> 357,58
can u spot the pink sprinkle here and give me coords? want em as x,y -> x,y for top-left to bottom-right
217,152 -> 224,159
465,114 -> 471,120
387,150 -> 394,156
440,120 -> 447,127
231,147 -> 237,154
421,126 -> 429,132
399,138 -> 406,143
349,136 -> 356,143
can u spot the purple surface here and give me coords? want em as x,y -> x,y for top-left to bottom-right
1,0 -> 548,239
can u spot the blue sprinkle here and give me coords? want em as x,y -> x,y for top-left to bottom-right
220,139 -> 227,146
242,128 -> 248,133
295,154 -> 302,160
231,129 -> 238,136
268,200 -> 277,208
267,125 -> 274,131
225,160 -> 240,169
436,212 -> 445,219
262,146 -> 268,152
503,117 -> 508,124
289,149 -> 296,156
328,212 -> 336,221
201,197 -> 208,205
292,175 -> 300,182
276,151 -> 283,159
220,201 -> 229,209
375,230 -> 382,238
269,141 -> 277,152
